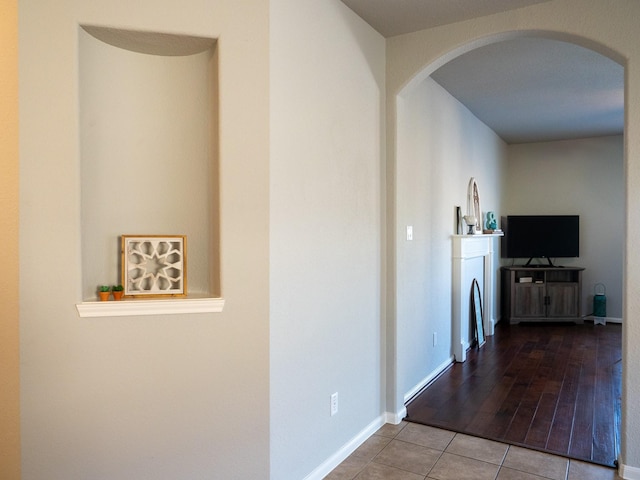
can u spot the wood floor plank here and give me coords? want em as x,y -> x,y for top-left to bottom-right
592,327 -> 621,465
405,322 -> 621,467
525,392 -> 559,448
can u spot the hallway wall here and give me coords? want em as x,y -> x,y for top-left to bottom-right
395,76 -> 507,404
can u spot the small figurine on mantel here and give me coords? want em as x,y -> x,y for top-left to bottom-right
485,211 -> 497,231
483,211 -> 503,235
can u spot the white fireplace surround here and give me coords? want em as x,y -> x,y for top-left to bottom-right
452,233 -> 502,362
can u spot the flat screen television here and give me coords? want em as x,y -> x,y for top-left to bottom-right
501,215 -> 579,266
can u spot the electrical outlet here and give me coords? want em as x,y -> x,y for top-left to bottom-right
433,332 -> 437,346
330,392 -> 338,416
406,225 -> 413,241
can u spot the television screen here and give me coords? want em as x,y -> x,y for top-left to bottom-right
502,215 -> 579,261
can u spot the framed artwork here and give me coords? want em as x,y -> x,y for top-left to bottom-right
471,278 -> 485,348
121,235 -> 187,298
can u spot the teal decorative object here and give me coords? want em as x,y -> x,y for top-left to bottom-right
593,283 -> 606,325
486,211 -> 497,230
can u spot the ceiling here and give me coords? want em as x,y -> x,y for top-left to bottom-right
340,0 -> 551,38
340,0 -> 624,144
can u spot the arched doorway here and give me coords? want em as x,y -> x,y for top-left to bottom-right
386,21 -> 636,473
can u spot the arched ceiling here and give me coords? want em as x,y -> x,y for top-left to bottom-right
341,0 -> 623,144
430,37 -> 623,144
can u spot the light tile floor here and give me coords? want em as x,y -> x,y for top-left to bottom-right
324,422 -> 622,480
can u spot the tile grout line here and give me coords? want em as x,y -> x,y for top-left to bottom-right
338,423 -> 617,480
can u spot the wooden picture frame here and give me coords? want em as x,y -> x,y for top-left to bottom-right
121,235 -> 187,298
471,278 -> 485,348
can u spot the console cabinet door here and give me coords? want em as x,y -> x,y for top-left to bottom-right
502,267 -> 583,323
547,283 -> 579,317
514,284 -> 545,317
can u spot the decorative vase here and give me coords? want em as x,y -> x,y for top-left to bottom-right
463,215 -> 477,235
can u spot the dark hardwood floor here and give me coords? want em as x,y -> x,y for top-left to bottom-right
405,321 -> 622,467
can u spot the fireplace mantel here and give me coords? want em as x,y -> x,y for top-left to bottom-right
452,234 -> 502,362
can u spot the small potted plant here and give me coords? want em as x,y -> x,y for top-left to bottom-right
112,284 -> 124,301
98,285 -> 111,301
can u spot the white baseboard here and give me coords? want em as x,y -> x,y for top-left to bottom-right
619,462 -> 640,479
487,316 -> 497,336
386,406 -> 407,425
584,315 -> 622,324
303,404 -> 410,480
404,356 -> 455,404
302,415 -> 386,480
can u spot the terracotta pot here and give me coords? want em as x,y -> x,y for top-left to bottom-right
112,291 -> 124,301
99,291 -> 110,301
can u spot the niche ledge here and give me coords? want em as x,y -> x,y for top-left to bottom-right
76,296 -> 225,318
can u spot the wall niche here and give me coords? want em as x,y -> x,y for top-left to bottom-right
78,25 -> 221,315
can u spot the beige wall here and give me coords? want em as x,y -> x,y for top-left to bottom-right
19,1 -> 269,478
269,1 -> 386,477
0,0 -> 20,477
